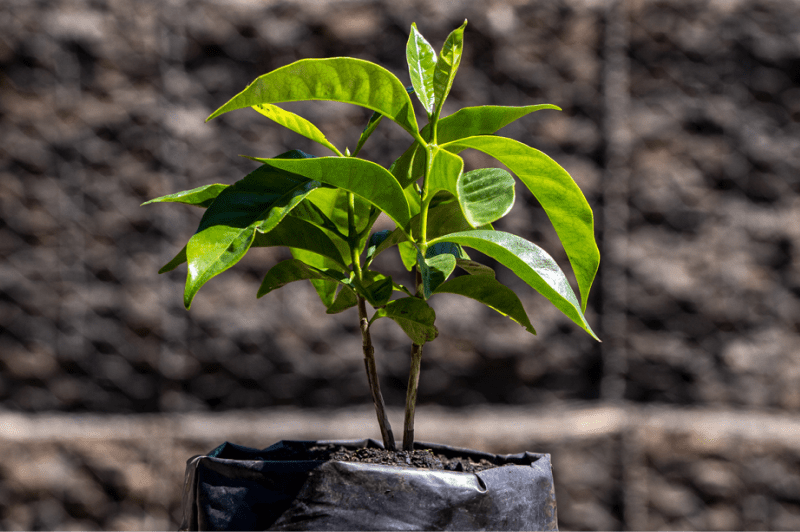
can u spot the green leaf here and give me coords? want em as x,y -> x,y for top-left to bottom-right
142,184 -> 229,208
432,19 -> 467,119
354,86 -> 414,157
433,274 -> 535,334
159,246 -> 187,273
352,272 -> 393,308
365,230 -> 393,264
456,258 -> 495,277
407,23 -> 437,114
290,247 -> 340,307
183,165 -> 320,309
326,285 -> 358,314
417,248 -> 457,299
425,145 -> 464,202
429,229 -> 598,340
249,156 -> 411,231
371,297 -> 438,345
441,135 -> 599,312
252,103 -> 340,155
457,168 -> 515,228
257,258 -> 347,298
207,57 -> 423,143
392,104 -> 560,189
252,216 -> 347,268
398,241 -> 417,271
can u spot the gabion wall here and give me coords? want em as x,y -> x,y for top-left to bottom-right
3,0 -> 798,414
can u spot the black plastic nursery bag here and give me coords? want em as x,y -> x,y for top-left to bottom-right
180,438 -> 558,531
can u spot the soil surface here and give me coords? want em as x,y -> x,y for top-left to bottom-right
306,444 -> 498,473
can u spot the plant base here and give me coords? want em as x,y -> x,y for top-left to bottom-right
180,438 -> 557,531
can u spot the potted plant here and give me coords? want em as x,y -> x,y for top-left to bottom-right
146,20 -> 599,531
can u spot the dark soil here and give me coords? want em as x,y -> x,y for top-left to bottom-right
306,444 -> 498,473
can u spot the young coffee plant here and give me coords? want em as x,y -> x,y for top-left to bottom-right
144,21 -> 600,451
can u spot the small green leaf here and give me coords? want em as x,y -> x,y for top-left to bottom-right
366,230 -> 393,263
290,247 -> 340,307
371,297 -> 438,345
142,184 -> 229,208
159,246 -> 187,273
432,19 -> 467,119
442,135 -> 599,312
429,229 -> 598,340
257,258 -> 347,298
352,272 -> 393,308
457,168 -> 515,228
398,241 -> 417,271
326,285 -> 358,314
249,156 -> 411,231
252,216 -> 347,268
407,23 -> 437,114
252,104 -> 340,155
417,248 -> 457,299
183,165 -> 320,309
207,57 -> 423,143
425,145 -> 464,202
456,258 -> 495,277
432,274 -> 535,335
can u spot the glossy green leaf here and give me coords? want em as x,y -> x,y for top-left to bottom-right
457,168 -> 515,228
142,184 -> 229,208
432,19 -> 467,119
429,230 -> 598,340
207,57 -> 423,143
393,104 -> 560,189
252,103 -> 340,155
257,258 -> 347,298
425,145 -> 463,202
183,165 -> 320,309
326,285 -> 358,314
249,156 -> 411,231
442,135 -> 599,312
370,297 -> 438,345
406,23 -> 437,114
433,274 -> 535,334
252,216 -> 347,267
398,241 -> 417,271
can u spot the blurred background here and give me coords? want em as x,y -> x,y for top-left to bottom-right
1,0 -> 799,529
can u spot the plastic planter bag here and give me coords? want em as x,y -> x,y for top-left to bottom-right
180,439 -> 558,531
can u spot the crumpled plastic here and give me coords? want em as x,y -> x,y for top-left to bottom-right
180,438 -> 558,531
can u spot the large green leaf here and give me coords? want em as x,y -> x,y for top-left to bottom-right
252,216 -> 347,268
429,230 -> 598,340
257,258 -> 348,298
442,135 -> 599,312
249,156 -> 411,231
142,184 -> 229,208
393,104 -> 560,189
207,57 -> 423,143
370,297 -> 438,345
457,168 -> 515,228
433,274 -> 535,334
406,23 -> 437,114
183,165 -> 320,309
252,103 -> 340,155
432,20 -> 467,119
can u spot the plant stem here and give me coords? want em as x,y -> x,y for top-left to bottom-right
403,342 -> 423,451
358,295 -> 396,451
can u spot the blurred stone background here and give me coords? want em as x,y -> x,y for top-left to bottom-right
1,0 -> 799,529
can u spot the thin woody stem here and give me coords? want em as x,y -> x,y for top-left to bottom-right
403,342 -> 423,451
358,295 -> 396,451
